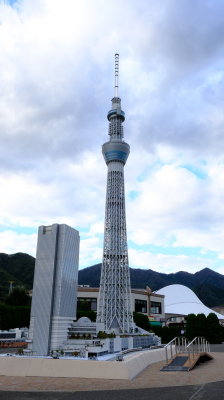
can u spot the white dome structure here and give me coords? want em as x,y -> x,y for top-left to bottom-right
156,284 -> 224,319
76,317 -> 92,325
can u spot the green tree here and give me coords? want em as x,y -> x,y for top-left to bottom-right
5,287 -> 31,306
206,313 -> 223,343
185,312 -> 224,344
97,331 -> 108,339
16,348 -> 24,355
195,313 -> 207,337
133,312 -> 150,331
0,304 -> 30,330
152,326 -> 181,344
185,314 -> 198,340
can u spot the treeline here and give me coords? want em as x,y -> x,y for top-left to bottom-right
186,313 -> 223,343
0,288 -> 31,330
152,313 -> 224,344
0,304 -> 30,330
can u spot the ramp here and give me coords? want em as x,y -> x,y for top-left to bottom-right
161,355 -> 189,371
161,352 -> 213,372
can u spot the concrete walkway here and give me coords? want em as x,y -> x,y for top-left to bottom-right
0,351 -> 223,392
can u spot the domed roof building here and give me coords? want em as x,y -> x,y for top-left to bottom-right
156,284 -> 224,320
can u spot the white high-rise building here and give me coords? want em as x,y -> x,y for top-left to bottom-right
28,224 -> 80,356
97,54 -> 134,334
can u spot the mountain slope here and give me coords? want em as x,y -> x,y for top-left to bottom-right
0,253 -> 35,301
1,252 -> 224,308
78,264 -> 224,308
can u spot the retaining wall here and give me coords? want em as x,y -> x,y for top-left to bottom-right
0,347 -> 169,380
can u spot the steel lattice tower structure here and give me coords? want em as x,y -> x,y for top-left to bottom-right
97,54 -> 134,334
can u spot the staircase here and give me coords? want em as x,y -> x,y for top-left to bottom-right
161,336 -> 213,372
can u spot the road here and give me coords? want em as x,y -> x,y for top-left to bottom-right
1,382 -> 224,400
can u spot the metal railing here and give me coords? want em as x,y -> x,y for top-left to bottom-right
164,336 -> 189,366
164,336 -> 210,366
186,336 -> 210,362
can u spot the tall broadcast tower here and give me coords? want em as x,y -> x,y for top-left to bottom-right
97,54 -> 134,334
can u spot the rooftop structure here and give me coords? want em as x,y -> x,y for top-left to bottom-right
157,284 -> 224,320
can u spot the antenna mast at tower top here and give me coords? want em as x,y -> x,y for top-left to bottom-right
114,53 -> 119,97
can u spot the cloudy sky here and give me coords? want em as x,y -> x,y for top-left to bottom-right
1,0 -> 224,274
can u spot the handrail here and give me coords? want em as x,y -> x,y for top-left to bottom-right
186,336 -> 210,361
163,336 -> 211,368
164,337 -> 177,366
164,336 -> 188,366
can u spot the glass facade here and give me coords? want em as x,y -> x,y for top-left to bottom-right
29,224 -> 80,356
135,299 -> 147,313
150,301 -> 162,314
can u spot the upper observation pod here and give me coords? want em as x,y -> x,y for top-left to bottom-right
102,54 -> 129,165
107,97 -> 125,122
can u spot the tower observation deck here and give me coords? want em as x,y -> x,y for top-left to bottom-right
96,54 -> 134,334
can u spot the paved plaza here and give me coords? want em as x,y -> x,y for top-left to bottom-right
0,351 -> 223,399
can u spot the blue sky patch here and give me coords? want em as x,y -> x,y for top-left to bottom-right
137,161 -> 165,182
0,226 -> 37,235
6,0 -> 19,7
181,164 -> 207,179
128,190 -> 139,200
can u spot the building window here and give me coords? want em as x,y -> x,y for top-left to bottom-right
150,301 -> 162,314
77,297 -> 97,311
135,299 -> 147,313
0,333 -> 16,339
43,225 -> 52,234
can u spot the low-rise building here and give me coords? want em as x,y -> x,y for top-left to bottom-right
77,286 -> 165,322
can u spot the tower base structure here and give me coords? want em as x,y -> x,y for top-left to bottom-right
61,316 -> 160,359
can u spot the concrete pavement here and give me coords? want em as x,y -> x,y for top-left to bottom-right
0,351 -> 224,398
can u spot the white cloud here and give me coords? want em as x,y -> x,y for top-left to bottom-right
127,162 -> 204,244
0,230 -> 37,256
128,248 -> 214,274
79,236 -> 102,268
1,0 -> 224,274
125,151 -> 224,271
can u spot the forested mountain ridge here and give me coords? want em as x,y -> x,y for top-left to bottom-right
78,264 -> 224,308
1,253 -> 224,308
0,253 -> 35,301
